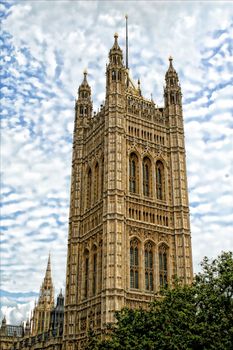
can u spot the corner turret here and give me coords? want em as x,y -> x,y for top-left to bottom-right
106,33 -> 126,98
75,70 -> 92,122
164,56 -> 182,107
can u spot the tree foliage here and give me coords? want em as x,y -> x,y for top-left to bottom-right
85,252 -> 233,350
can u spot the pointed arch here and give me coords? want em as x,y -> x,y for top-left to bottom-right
156,160 -> 165,200
101,157 -> 104,198
83,249 -> 89,298
94,162 -> 99,203
158,243 -> 168,288
86,167 -> 92,209
130,238 -> 139,289
129,153 -> 139,194
92,245 -> 97,296
144,241 -> 154,291
112,70 -> 116,81
143,156 -> 152,197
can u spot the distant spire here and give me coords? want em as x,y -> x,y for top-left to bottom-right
125,14 -> 129,69
138,78 -> 141,95
45,253 -> 51,279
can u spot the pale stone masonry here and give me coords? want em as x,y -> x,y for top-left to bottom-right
64,33 -> 193,349
1,32 -> 193,350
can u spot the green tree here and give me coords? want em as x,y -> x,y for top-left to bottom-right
85,251 -> 233,350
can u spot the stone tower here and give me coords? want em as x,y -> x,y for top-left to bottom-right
63,34 -> 193,349
31,254 -> 54,335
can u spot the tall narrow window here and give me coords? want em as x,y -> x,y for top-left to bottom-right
143,157 -> 151,196
101,158 -> 104,198
112,70 -> 116,81
92,251 -> 97,296
99,240 -> 103,292
156,161 -> 164,200
84,250 -> 89,298
130,239 -> 139,289
145,242 -> 154,291
94,163 -> 99,203
159,244 -> 168,288
87,168 -> 92,208
129,153 -> 138,194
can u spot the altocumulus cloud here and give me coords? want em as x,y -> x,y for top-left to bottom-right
0,0 -> 233,324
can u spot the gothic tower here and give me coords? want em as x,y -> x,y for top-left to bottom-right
31,255 -> 54,335
64,34 -> 193,349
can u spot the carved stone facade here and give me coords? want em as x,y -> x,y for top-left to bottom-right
64,34 -> 193,349
2,32 -> 193,350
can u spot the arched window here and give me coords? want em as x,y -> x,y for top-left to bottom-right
159,244 -> 168,288
112,70 -> 116,81
99,240 -> 103,292
145,242 -> 154,291
129,153 -> 138,194
101,157 -> 104,198
84,249 -> 89,298
92,246 -> 97,296
143,157 -> 151,197
156,161 -> 164,200
87,168 -> 92,208
130,239 -> 139,289
94,163 -> 99,203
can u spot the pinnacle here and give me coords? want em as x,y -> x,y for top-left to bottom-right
111,32 -> 122,52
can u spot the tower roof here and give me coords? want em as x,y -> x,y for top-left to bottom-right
165,56 -> 178,78
109,33 -> 123,58
78,69 -> 91,93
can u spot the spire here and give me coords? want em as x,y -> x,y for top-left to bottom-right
45,253 -> 51,281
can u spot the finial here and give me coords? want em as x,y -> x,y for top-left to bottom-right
169,56 -> 173,67
125,14 -> 128,19
83,69 -> 87,80
114,32 -> 118,46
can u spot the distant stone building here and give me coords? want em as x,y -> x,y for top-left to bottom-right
0,257 -> 64,350
2,28 -> 193,350
0,316 -> 24,350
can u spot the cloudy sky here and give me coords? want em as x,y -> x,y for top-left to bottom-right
1,0 -> 233,325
